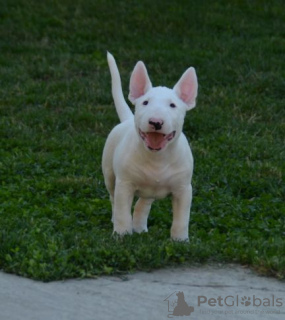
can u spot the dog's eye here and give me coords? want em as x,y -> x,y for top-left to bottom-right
143,100 -> 148,106
170,103 -> 176,108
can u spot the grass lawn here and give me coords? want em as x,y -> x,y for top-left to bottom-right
0,0 -> 284,281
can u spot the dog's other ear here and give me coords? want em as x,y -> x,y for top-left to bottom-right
128,61 -> 152,104
173,67 -> 198,110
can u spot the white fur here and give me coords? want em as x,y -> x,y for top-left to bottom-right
102,52 -> 198,241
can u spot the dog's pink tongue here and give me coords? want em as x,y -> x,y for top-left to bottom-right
146,132 -> 165,150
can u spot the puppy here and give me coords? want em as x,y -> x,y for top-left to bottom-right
102,53 -> 198,240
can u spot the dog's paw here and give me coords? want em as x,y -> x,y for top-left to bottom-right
133,225 -> 148,234
132,220 -> 148,233
171,232 -> 189,242
171,236 -> 189,243
113,226 -> 133,237
112,232 -> 131,241
171,225 -> 189,242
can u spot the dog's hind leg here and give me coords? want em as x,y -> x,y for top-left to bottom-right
133,198 -> 154,233
103,168 -> 115,223
110,194 -> 115,223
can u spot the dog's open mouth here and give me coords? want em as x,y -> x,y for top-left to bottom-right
139,129 -> 176,151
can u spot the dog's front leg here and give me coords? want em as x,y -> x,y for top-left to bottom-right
113,180 -> 134,235
171,184 -> 192,241
133,198 -> 154,233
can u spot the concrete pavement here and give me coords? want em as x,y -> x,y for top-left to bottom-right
1,264 -> 284,320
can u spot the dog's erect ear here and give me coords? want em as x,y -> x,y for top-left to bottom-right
173,67 -> 198,110
128,61 -> 152,104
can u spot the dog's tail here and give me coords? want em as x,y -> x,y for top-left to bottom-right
107,52 -> 133,122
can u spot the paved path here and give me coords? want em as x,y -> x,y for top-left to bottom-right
1,264 -> 284,320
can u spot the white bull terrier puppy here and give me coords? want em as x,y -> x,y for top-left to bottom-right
102,52 -> 198,241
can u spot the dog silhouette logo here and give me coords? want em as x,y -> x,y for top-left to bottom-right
164,291 -> 194,318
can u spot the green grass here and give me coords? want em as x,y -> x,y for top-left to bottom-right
0,0 -> 284,281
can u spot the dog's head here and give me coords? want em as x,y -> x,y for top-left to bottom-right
128,60 -> 198,152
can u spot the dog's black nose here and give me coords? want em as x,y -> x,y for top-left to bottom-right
149,118 -> 164,131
